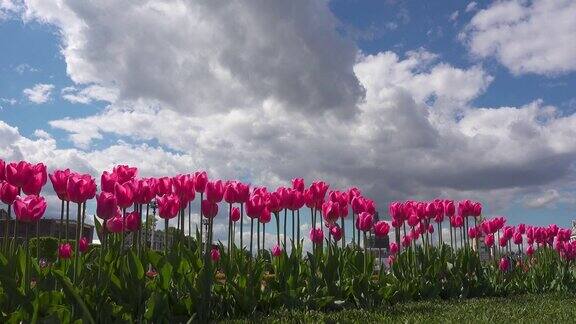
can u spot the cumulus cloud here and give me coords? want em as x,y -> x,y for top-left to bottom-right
524,189 -> 560,208
462,0 -> 576,75
61,85 -> 118,104
23,0 -> 364,117
23,83 -> 54,104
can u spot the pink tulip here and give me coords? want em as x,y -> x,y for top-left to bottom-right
112,165 -> 138,184
468,227 -> 478,238
223,182 -> 238,204
49,169 -> 71,200
309,227 -> 324,244
133,178 -> 157,204
157,194 -> 181,219
125,211 -> 141,232
13,195 -> 47,223
499,257 -> 510,272
266,192 -> 283,213
193,171 -> 208,193
210,247 -> 220,262
0,159 -> 5,181
156,177 -> 173,196
271,244 -> 282,257
230,206 -> 241,222
246,194 -> 265,219
444,200 -> 455,217
0,181 -> 18,204
513,232 -> 523,245
5,161 -> 33,188
401,235 -> 411,247
235,182 -> 250,204
259,207 -> 272,224
79,237 -> 89,253
67,173 -> 96,203
58,243 -> 73,259
106,214 -> 124,233
114,182 -> 134,208
374,221 -> 390,238
100,171 -> 118,193
526,244 -> 535,256
201,199 -> 218,218
22,163 -> 47,195
485,234 -> 495,248
322,200 -> 340,224
356,212 -> 373,232
172,174 -> 195,205
389,242 -> 399,255
205,180 -> 224,203
291,178 -> 305,192
96,192 -> 117,220
498,235 -> 508,247
428,224 -> 434,234
330,225 -> 343,242
310,181 -> 329,203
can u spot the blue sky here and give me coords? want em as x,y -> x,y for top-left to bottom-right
1,0 -> 576,243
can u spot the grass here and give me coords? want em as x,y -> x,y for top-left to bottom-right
222,293 -> 576,323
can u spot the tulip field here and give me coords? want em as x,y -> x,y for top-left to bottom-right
1,160 -> 576,322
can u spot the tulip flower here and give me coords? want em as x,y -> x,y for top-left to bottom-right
5,161 -> 33,188
114,182 -> 134,209
310,227 -> 324,245
13,195 -> 47,223
133,178 -> 157,204
193,171 -> 208,193
485,234 -> 495,248
374,221 -> 390,238
113,165 -> 138,184
330,224 -> 343,242
526,244 -> 535,256
271,244 -> 282,257
291,178 -> 305,192
513,232 -> 523,245
156,177 -> 173,196
22,163 -> 47,195
210,247 -> 221,262
67,173 -> 96,204
157,194 -> 181,219
79,237 -> 89,253
401,235 -> 411,248
125,211 -> 141,232
499,257 -> 510,272
201,199 -> 219,219
0,181 -> 18,204
230,206 -> 241,222
389,242 -> 399,255
0,159 -> 4,181
356,212 -> 373,232
96,192 -> 118,221
223,182 -> 238,204
206,180 -> 224,203
106,214 -> 124,233
58,243 -> 73,259
50,169 -> 71,200
101,171 -> 118,193
322,200 -> 340,225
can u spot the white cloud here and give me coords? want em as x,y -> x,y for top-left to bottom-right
449,11 -> 459,22
462,0 -> 576,75
465,2 -> 477,13
14,63 -> 38,74
22,83 -> 54,104
61,85 -> 118,104
524,189 -> 561,208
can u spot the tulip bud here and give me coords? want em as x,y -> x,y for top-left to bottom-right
389,242 -> 399,255
58,243 -> 73,259
309,227 -> 324,244
210,247 -> 221,262
271,244 -> 282,257
330,225 -> 343,242
79,237 -> 89,253
125,211 -> 141,232
499,257 -> 510,272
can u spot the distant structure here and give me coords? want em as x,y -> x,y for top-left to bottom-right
572,220 -> 576,240
0,209 -> 94,243
365,212 -> 390,268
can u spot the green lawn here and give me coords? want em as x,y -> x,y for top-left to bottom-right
223,293 -> 576,323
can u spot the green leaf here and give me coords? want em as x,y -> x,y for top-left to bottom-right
127,250 -> 144,280
52,269 -> 96,324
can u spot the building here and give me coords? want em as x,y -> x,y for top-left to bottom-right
0,208 -> 94,243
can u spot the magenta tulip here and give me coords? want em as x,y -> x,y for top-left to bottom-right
271,244 -> 282,257
13,195 -> 47,223
157,194 -> 180,219
0,181 -> 18,204
230,206 -> 241,222
101,171 -> 118,193
356,212 -> 373,232
201,199 -> 218,218
223,181 -> 238,204
246,194 -> 265,219
322,200 -> 340,224
526,244 -> 535,256
310,227 -> 324,244
210,247 -> 221,262
67,173 -> 96,203
21,163 -> 47,195
79,237 -> 89,253
58,243 -> 73,259
112,165 -> 138,184
155,177 -> 173,196
235,182 -> 250,204
205,180 -> 224,203
125,211 -> 141,232
291,178 -> 305,192
106,215 -> 124,233
49,169 -> 71,200
96,192 -> 117,220
5,161 -> 33,188
374,221 -> 390,238
114,182 -> 134,209
389,242 -> 399,255
134,178 -> 157,204
485,234 -> 495,248
499,257 -> 510,272
330,225 -> 343,242
259,207 -> 271,224
0,159 -> 4,181
193,171 -> 208,193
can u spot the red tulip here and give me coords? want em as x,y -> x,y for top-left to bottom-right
246,194 -> 265,219
79,237 -> 89,253
230,206 -> 241,222
205,180 -> 224,203
49,169 -> 71,200
374,221 -> 391,238
223,181 -> 239,204
499,257 -> 510,272
114,182 -> 134,208
0,159 -> 5,181
134,178 -> 157,204
485,234 -> 495,248
96,192 -> 117,220
112,165 -> 138,184
389,242 -> 399,255
101,171 -> 118,193
513,232 -> 523,245
401,235 -> 411,247
526,244 -> 535,256
468,227 -> 478,238
309,227 -> 324,244
67,173 -> 96,203
291,178 -> 305,192
322,200 -> 340,224
106,214 -> 124,233
210,247 -> 221,262
271,244 -> 282,257
172,174 -> 195,205
235,182 -> 250,203
266,192 -> 283,213
259,207 -> 271,224
329,225 -> 342,242
155,177 -> 173,196
356,212 -> 373,232
499,235 -> 508,247
58,243 -> 73,259
201,199 -> 218,218
193,171 -> 208,193
157,194 -> 180,219
0,181 -> 18,204
5,161 -> 33,188
444,200 -> 455,217
22,163 -> 47,195
310,181 -> 329,203
125,211 -> 141,232
13,195 -> 47,223
289,190 -> 305,210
